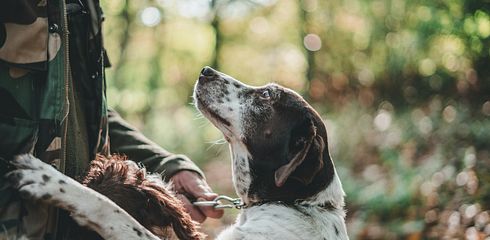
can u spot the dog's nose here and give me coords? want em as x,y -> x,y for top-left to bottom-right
201,66 -> 216,77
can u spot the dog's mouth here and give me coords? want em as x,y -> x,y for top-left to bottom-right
195,96 -> 231,127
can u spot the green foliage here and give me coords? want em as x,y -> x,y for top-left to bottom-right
100,0 -> 489,238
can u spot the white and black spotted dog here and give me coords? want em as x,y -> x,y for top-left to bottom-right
194,67 -> 348,240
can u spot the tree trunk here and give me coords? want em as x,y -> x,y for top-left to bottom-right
112,0 -> 133,89
299,0 -> 315,100
210,0 -> 222,69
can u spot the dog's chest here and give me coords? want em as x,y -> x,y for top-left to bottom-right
217,204 -> 348,240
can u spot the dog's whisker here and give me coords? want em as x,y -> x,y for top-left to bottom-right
207,138 -> 227,145
197,120 -> 210,128
205,138 -> 227,152
193,113 -> 205,120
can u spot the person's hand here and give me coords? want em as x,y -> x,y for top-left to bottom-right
170,170 -> 224,223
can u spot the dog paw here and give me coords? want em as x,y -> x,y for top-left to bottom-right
6,154 -> 64,201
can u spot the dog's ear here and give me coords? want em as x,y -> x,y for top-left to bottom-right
140,184 -> 205,240
274,115 -> 325,187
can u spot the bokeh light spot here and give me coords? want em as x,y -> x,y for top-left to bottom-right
431,171 -> 445,187
465,227 -> 479,240
141,7 -> 161,27
482,101 -> 490,116
304,33 -> 322,51
464,204 -> 479,219
442,53 -> 458,71
358,68 -> 375,86
420,181 -> 435,196
448,211 -> 461,229
417,116 -> 433,135
476,10 -> 490,38
456,171 -> 468,186
443,105 -> 457,123
464,147 -> 476,168
419,58 -> 436,76
374,110 -> 392,131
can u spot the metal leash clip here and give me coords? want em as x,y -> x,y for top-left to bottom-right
193,195 -> 244,209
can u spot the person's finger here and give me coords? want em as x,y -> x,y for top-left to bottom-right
176,193 -> 206,223
188,181 -> 224,219
196,196 -> 224,219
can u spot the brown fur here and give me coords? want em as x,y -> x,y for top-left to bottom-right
76,154 -> 204,240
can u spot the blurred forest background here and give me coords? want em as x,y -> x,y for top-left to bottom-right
100,0 -> 490,239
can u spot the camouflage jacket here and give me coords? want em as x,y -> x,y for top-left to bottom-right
0,0 -> 202,239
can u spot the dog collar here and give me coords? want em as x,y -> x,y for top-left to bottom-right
245,199 -> 337,210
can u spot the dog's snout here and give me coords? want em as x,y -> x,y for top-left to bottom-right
201,66 -> 216,77
199,66 -> 218,82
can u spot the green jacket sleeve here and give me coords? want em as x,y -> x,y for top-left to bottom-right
107,109 -> 204,180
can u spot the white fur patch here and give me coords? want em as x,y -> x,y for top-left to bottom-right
301,169 -> 345,210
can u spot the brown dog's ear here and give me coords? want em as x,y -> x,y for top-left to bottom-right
274,117 -> 325,187
141,185 -> 204,240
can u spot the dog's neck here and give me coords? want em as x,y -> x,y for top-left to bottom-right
229,141 -> 345,209
253,173 -> 345,209
229,141 -> 253,204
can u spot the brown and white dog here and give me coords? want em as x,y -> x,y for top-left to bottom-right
6,154 -> 203,240
193,67 -> 348,240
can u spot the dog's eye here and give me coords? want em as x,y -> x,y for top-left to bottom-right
260,89 -> 271,100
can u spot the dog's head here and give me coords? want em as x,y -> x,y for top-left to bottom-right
194,67 -> 342,206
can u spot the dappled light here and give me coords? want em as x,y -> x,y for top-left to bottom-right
101,0 -> 489,238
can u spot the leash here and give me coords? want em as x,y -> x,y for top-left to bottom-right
192,195 -> 337,210
193,195 -> 244,209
